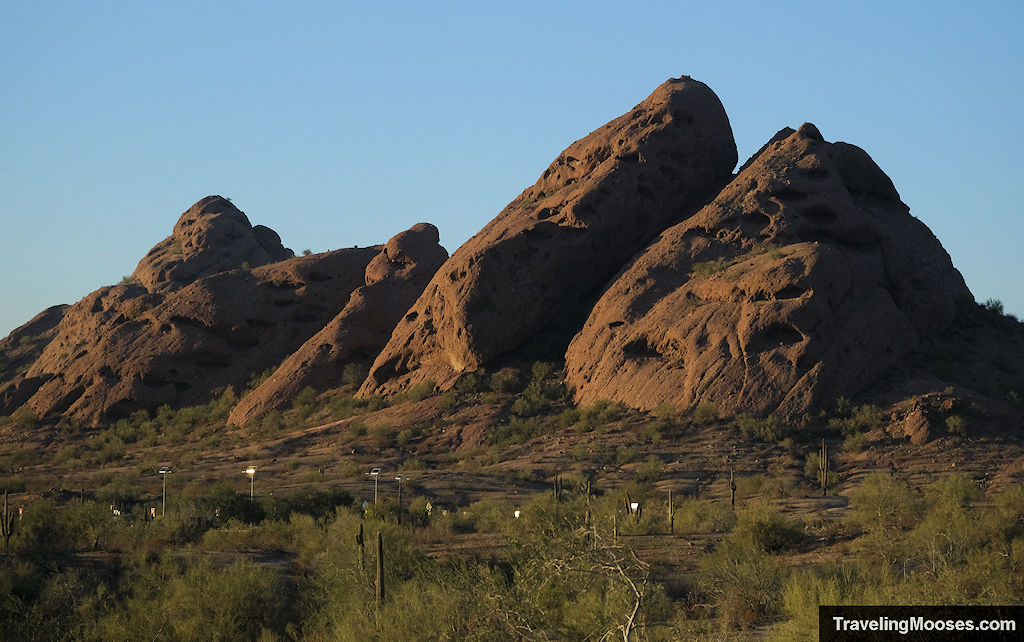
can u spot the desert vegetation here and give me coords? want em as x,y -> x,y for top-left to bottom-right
1,363 -> 1022,639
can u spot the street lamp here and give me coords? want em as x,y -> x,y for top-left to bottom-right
395,474 -> 404,524
367,468 -> 381,506
158,466 -> 171,517
244,466 -> 257,501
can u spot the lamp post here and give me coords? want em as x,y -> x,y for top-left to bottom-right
367,468 -> 381,506
244,466 -> 257,501
158,466 -> 171,517
395,474 -> 404,524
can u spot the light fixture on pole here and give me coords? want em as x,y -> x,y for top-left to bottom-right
158,466 -> 171,517
395,474 -> 404,524
367,468 -> 381,506
244,466 -> 257,501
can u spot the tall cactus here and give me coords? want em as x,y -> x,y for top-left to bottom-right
818,439 -> 829,496
1,490 -> 15,557
375,530 -> 385,611
356,523 -> 364,571
668,490 -> 674,535
730,469 -> 736,508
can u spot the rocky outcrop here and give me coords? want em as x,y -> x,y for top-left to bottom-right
1,197 -> 379,425
564,123 -> 972,418
0,305 -> 68,411
227,223 -> 448,426
131,196 -> 292,292
360,76 -> 738,396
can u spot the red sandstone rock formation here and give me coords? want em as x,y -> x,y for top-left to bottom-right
360,76 -> 738,396
564,124 -> 972,417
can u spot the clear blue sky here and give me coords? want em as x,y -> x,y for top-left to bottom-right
2,1 -> 1022,337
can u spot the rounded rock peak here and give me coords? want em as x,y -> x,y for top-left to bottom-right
797,122 -> 824,142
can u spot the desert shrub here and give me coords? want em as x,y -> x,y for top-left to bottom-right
771,568 -> 856,641
615,444 -> 642,465
262,488 -> 353,524
735,473 -> 795,501
736,413 -> 792,442
828,403 -> 885,437
204,483 -> 265,526
731,505 -> 805,553
292,386 -> 319,419
87,556 -> 294,641
636,454 -> 664,484
453,371 -> 486,395
348,418 -> 368,437
12,500 -> 75,557
1,448 -> 41,470
400,379 -> 436,403
96,476 -> 143,505
436,389 -> 458,413
694,401 -> 719,424
945,414 -> 967,436
325,395 -> 362,420
245,365 -> 276,392
488,416 -> 546,446
639,419 -> 666,444
673,498 -> 737,533
368,423 -> 395,448
395,427 -> 415,446
340,361 -> 368,387
843,431 -> 871,452
489,367 -> 521,393
256,409 -> 284,437
699,537 -> 783,629
691,257 -> 730,277
11,407 -> 37,431
908,474 -> 980,573
0,475 -> 26,493
847,472 -> 922,569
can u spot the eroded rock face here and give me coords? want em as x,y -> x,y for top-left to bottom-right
360,76 -> 738,396
565,124 -> 972,418
5,197 -> 379,425
227,223 -> 448,425
131,196 -> 292,292
0,305 -> 68,412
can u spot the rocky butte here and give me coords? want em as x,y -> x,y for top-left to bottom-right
1,75 -> 1017,429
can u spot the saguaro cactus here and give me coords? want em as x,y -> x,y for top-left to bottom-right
375,531 -> 385,610
730,469 -> 737,508
818,439 -> 829,496
1,490 -> 15,557
356,523 -> 364,571
668,490 -> 674,535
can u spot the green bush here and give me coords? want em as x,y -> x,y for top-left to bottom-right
945,414 -> 967,436
732,504 -> 805,553
489,367 -> 521,393
673,498 -> 737,533
691,257 -> 730,277
694,401 -> 719,424
736,413 -> 792,442
843,431 -> 871,452
11,407 -> 38,431
636,454 -> 664,484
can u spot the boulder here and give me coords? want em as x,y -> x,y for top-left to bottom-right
564,124 -> 972,418
360,76 -> 738,396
